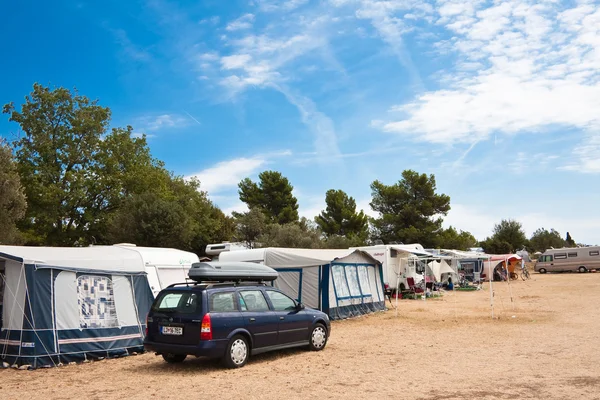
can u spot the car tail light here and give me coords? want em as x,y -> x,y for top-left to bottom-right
200,313 -> 212,340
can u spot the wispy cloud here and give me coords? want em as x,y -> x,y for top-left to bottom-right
256,0 -> 309,12
137,114 -> 190,131
105,26 -> 151,62
559,135 -> 600,173
371,1 -> 600,151
186,150 -> 292,194
226,13 -> 255,31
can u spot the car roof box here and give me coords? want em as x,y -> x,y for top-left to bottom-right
188,261 -> 278,282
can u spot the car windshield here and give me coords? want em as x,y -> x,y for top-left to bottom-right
152,291 -> 200,314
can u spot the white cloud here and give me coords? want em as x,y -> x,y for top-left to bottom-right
221,54 -> 252,70
559,134 -> 600,173
186,149 -> 292,194
188,157 -> 267,193
356,1 -> 600,172
226,13 -> 255,31
257,0 -> 309,12
137,114 -> 189,131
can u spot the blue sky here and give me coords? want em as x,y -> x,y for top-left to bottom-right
1,0 -> 599,244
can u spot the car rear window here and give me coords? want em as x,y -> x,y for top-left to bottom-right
152,291 -> 200,314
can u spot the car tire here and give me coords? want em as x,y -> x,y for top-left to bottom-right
538,268 -> 547,274
308,323 -> 328,352
223,335 -> 249,369
579,266 -> 587,273
162,353 -> 186,363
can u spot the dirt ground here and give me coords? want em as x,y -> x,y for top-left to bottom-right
3,271 -> 600,400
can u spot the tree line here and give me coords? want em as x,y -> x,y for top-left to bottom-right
0,84 -> 584,255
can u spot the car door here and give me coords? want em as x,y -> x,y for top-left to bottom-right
238,290 -> 278,349
265,290 -> 310,345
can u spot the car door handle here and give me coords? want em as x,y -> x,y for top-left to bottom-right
249,318 -> 256,322
280,316 -> 285,320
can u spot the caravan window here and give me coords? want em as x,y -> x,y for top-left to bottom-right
568,252 -> 578,258
77,276 -> 118,328
590,251 -> 599,256
554,253 -> 567,259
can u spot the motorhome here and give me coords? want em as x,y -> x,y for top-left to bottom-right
535,246 -> 600,273
205,242 -> 248,261
350,244 -> 431,291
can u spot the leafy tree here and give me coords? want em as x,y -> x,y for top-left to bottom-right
232,207 -> 267,249
490,219 -> 528,252
529,228 -> 566,253
257,218 -> 323,249
565,232 -> 576,247
3,84 -> 161,245
480,238 -> 512,254
106,191 -> 195,248
315,189 -> 368,243
238,171 -> 299,224
436,226 -> 478,250
0,141 -> 27,244
369,170 -> 450,247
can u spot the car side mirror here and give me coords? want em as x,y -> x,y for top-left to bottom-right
296,302 -> 305,310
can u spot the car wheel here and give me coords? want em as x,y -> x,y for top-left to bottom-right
538,268 -> 547,274
579,266 -> 587,273
308,323 -> 328,351
223,335 -> 249,369
162,353 -> 186,363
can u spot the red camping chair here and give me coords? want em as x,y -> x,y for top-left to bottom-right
406,277 -> 424,297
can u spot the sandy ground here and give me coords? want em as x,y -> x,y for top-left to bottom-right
3,271 -> 600,400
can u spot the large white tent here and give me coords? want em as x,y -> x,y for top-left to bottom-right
219,248 -> 386,320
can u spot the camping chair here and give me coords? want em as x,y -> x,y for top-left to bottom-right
384,284 -> 394,306
406,277 -> 424,298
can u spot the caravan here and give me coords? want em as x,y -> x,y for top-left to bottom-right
350,244 -> 434,292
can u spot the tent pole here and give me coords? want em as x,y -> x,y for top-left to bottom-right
395,268 -> 400,318
489,259 -> 494,319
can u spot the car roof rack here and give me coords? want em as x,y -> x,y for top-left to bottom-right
166,280 -> 269,289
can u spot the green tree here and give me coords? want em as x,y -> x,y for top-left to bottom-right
369,170 -> 450,247
232,207 -> 267,248
3,84 -> 161,245
529,228 -> 566,253
238,171 -> 299,224
0,141 -> 27,244
315,189 -> 368,243
565,232 -> 576,247
490,219 -> 528,252
437,226 -> 478,250
480,238 -> 512,254
257,218 -> 323,249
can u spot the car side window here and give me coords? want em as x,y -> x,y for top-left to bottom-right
266,291 -> 296,312
239,290 -> 270,312
209,292 -> 237,312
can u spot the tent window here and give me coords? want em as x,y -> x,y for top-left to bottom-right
357,266 -> 372,296
332,265 -> 350,298
345,266 -> 361,297
77,275 -> 118,329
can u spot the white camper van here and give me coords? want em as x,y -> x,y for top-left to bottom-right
535,246 -> 600,273
112,244 -> 199,296
350,244 -> 430,291
205,242 -> 248,261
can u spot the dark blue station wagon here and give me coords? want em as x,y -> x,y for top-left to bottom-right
143,282 -> 331,368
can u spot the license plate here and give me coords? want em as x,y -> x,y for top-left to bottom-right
161,326 -> 183,335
